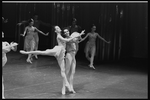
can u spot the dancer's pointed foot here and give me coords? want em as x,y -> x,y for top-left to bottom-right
20,50 -> 28,54
89,64 -> 95,69
2,96 -> 5,99
26,59 -> 32,64
65,82 -> 71,92
70,85 -> 76,93
35,55 -> 38,59
71,89 -> 76,93
62,86 -> 66,95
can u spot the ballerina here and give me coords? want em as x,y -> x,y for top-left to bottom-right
20,18 -> 49,63
17,14 -> 51,59
80,24 -> 110,69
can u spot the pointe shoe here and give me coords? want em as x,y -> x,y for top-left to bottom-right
65,83 -> 71,92
2,96 -> 5,99
26,59 -> 32,64
61,86 -> 66,95
70,86 -> 76,93
35,55 -> 38,59
71,89 -> 76,93
20,50 -> 27,54
89,65 -> 95,69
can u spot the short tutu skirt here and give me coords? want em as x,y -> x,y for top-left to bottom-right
51,46 -> 66,59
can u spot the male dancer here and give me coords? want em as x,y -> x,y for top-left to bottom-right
63,27 -> 81,93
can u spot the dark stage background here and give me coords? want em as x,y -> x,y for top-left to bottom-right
2,2 -> 148,63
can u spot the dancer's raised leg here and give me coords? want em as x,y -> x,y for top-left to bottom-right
20,49 -> 56,56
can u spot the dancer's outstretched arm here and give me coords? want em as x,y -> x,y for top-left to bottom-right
79,33 -> 90,43
20,27 -> 28,36
17,20 -> 28,26
59,30 -> 85,42
35,27 -> 49,36
97,33 -> 110,43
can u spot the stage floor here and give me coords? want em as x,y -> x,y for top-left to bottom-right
3,52 -> 148,99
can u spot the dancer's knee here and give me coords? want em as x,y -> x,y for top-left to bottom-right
71,68 -> 75,75
60,67 -> 66,73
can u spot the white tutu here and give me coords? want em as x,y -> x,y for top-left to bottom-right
53,46 -> 65,58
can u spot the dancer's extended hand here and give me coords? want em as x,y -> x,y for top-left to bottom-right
10,42 -> 18,47
20,34 -> 24,37
17,23 -> 22,26
45,32 -> 49,36
107,41 -> 111,44
81,30 -> 85,35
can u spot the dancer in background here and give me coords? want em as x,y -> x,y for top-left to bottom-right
2,17 -> 8,38
20,18 -> 49,63
68,18 -> 82,55
80,24 -> 110,69
18,14 -> 51,59
2,32 -> 18,99
2,17 -> 8,23
63,27 -> 81,94
20,26 -> 85,95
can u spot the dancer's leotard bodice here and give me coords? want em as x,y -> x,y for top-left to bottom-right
57,34 -> 66,48
53,34 -> 66,58
87,32 -> 97,46
26,26 -> 36,36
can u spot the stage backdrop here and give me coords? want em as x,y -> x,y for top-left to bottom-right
2,2 -> 148,63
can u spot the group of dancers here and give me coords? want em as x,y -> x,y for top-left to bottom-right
2,16 -> 111,97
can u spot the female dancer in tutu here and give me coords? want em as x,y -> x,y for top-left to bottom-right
20,26 -> 85,95
80,24 -> 110,69
20,18 -> 49,63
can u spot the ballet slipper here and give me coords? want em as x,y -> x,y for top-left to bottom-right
34,55 -> 38,59
65,82 -> 71,92
26,59 -> 32,64
70,85 -> 76,93
2,96 -> 5,99
89,64 -> 95,69
71,89 -> 76,93
61,86 -> 66,95
20,50 -> 28,54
